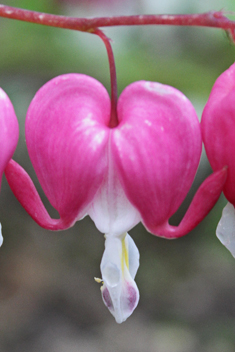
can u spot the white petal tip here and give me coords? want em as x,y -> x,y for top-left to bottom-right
0,223 -> 3,247
101,281 -> 139,324
100,233 -> 140,323
216,202 -> 235,257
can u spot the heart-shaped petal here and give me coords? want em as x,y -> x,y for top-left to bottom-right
112,81 -> 202,231
0,88 -> 19,185
26,74 -> 111,223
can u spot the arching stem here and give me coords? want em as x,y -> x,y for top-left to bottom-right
0,6 -> 235,33
94,29 -> 118,128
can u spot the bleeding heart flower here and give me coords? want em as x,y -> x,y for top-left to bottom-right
202,62 -> 235,257
0,88 -> 19,245
5,74 -> 226,322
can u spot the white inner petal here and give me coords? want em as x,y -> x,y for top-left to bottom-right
88,134 -> 141,235
127,234 -> 140,279
102,262 -> 120,287
216,202 -> 235,257
0,223 -> 3,247
100,233 -> 140,323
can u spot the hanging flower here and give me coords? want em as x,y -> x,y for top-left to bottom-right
202,62 -> 235,257
0,88 -> 19,245
5,74 -> 226,322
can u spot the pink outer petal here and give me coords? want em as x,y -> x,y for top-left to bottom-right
0,88 -> 19,186
5,160 -> 71,230
201,63 -> 235,205
150,167 -> 227,238
112,81 -> 202,231
25,74 -> 110,222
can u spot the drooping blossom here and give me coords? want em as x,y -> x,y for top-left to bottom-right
202,62 -> 235,257
5,74 -> 226,322
0,88 -> 19,245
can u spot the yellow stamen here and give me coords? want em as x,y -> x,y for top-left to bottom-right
121,234 -> 129,273
94,277 -> 103,284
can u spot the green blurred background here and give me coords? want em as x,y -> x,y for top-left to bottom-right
0,0 -> 235,351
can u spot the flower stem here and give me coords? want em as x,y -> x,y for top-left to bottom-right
0,5 -> 235,34
0,6 -> 235,124
94,29 -> 118,128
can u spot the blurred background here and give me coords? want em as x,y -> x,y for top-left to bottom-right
0,0 -> 235,351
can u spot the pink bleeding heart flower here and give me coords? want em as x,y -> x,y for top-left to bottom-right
202,62 -> 235,257
0,88 -> 19,245
5,74 -> 226,323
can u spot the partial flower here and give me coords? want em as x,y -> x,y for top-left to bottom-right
5,74 -> 226,322
202,62 -> 235,257
0,88 -> 19,245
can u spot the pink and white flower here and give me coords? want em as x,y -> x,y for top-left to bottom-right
202,62 -> 235,257
0,88 -> 19,245
5,74 -> 226,322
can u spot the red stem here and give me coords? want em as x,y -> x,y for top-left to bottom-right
0,6 -> 235,33
94,29 -> 118,128
0,7 -> 234,125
